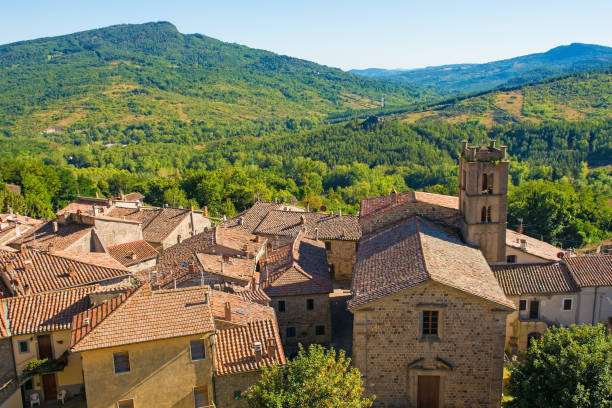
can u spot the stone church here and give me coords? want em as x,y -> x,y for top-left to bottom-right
350,140 -> 515,408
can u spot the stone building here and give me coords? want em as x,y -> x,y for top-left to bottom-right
0,309 -> 19,407
106,240 -> 159,273
349,217 -> 514,407
259,231 -> 333,355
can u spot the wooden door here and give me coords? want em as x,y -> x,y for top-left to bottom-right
42,374 -> 57,401
417,375 -> 440,408
194,385 -> 209,408
37,335 -> 53,360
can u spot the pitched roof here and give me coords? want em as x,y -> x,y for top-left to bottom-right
215,319 -> 286,375
360,191 -> 459,218
254,211 -> 361,241
9,222 -> 94,252
56,197 -> 113,216
214,227 -> 266,256
107,207 -> 191,243
222,202 -> 292,233
210,289 -> 277,325
123,192 -> 144,201
107,240 -> 159,267
565,255 -> 612,287
4,285 -> 97,335
506,229 -> 563,261
0,250 -> 131,296
196,253 -> 256,284
349,217 -> 514,309
71,285 -> 215,352
0,302 -> 9,338
491,262 -> 579,296
260,233 -> 332,297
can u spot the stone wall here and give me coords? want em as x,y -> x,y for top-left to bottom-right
351,282 -> 508,408
214,371 -> 260,408
270,293 -> 331,356
360,202 -> 462,236
93,219 -> 143,247
161,212 -> 211,250
326,240 -> 357,281
0,338 -> 18,406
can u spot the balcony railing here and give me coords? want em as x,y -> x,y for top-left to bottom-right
20,355 -> 68,381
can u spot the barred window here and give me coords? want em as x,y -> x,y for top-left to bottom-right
113,352 -> 130,374
421,311 -> 439,336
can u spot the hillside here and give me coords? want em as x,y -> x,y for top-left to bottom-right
349,43 -> 612,93
387,69 -> 612,127
0,22 -> 431,137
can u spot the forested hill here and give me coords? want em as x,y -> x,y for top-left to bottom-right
0,21 -> 431,136
349,43 -> 612,93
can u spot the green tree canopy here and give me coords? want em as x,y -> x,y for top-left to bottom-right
246,344 -> 374,408
506,325 -> 612,408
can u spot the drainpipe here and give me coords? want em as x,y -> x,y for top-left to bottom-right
592,286 -> 599,325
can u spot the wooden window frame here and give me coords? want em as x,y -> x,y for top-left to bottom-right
18,340 -> 29,354
529,300 -> 540,320
518,299 -> 527,311
562,298 -> 573,311
117,399 -> 134,408
420,310 -> 440,339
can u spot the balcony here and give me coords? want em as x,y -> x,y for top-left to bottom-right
20,355 -> 67,381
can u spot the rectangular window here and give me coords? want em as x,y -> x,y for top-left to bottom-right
113,352 -> 130,374
18,340 -> 29,354
306,299 -> 314,310
278,300 -> 286,312
316,325 -> 325,336
519,299 -> 527,311
117,400 -> 134,408
421,311 -> 439,336
529,301 -> 540,319
194,386 -> 208,408
325,241 -> 331,251
190,340 -> 205,361
563,298 -> 573,311
286,327 -> 296,338
506,255 -> 517,263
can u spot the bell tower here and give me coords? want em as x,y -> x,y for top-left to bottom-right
459,140 -> 508,264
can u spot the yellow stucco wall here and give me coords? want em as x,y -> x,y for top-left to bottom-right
0,388 -> 23,408
12,330 -> 83,399
80,334 -> 214,408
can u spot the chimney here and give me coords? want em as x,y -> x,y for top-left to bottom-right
461,140 -> 468,152
224,301 -> 231,321
520,239 -> 527,251
52,221 -> 59,233
265,338 -> 276,358
8,207 -> 13,215
390,188 -> 398,204
489,139 -> 496,149
177,235 -> 182,244
93,206 -> 99,217
129,252 -> 137,260
203,206 -> 208,217
47,243 -> 55,254
314,227 -> 319,241
189,204 -> 194,211
95,192 -> 99,199
299,215 -> 306,226
239,216 -> 244,226
253,341 -> 263,362
338,208 -> 342,217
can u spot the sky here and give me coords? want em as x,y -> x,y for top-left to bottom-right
1,1 -> 611,70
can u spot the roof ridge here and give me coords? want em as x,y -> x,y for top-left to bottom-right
3,283 -> 100,301
413,217 -> 431,280
106,240 -> 147,248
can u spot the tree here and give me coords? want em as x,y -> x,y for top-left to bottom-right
246,344 -> 374,408
505,325 -> 612,408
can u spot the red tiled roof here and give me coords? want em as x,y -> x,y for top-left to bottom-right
107,240 -> 159,267
107,207 -> 191,243
506,230 -> 563,261
234,287 -> 271,304
492,262 -> 579,296
0,304 -> 9,338
71,285 -> 215,352
254,211 -> 361,241
215,319 -> 286,375
4,285 -> 97,335
349,217 -> 514,309
359,191 -> 459,218
222,202 -> 293,233
260,233 -> 332,297
9,222 -> 94,252
57,197 -> 113,216
210,289 -> 277,325
565,255 -> 612,287
197,253 -> 256,284
123,192 -> 144,201
0,250 -> 131,296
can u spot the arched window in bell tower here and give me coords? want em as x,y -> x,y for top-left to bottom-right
487,206 -> 492,223
481,206 -> 487,223
488,173 -> 494,193
482,174 -> 488,193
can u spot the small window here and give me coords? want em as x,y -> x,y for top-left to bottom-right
421,311 -> 439,336
286,327 -> 296,338
325,241 -> 331,251
482,173 -> 488,193
113,352 -> 130,374
519,299 -> 527,311
18,340 -> 29,354
278,300 -> 286,312
563,298 -> 573,311
117,399 -> 134,408
306,299 -> 314,310
194,386 -> 208,408
316,325 -> 325,336
233,391 -> 242,400
529,300 -> 539,319
190,340 -> 205,361
487,206 -> 492,223
507,255 -> 517,263
481,206 -> 487,223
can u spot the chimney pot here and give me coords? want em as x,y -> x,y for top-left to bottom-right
299,215 -> 306,226
224,301 -> 231,321
314,227 -> 319,241
239,216 -> 244,226
52,221 -> 59,233
489,139 -> 496,149
520,239 -> 527,251
189,204 -> 194,211
253,341 -> 263,362
338,208 -> 342,217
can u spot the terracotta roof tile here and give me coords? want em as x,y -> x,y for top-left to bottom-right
4,285 -> 97,335
71,285 -> 215,352
492,262 -> 579,295
565,255 -> 612,287
215,319 -> 286,375
210,289 -> 276,325
57,197 -> 113,216
197,253 -> 256,284
0,302 -> 9,338
222,202 -> 291,233
506,230 -> 563,261
9,222 -> 94,252
107,207 -> 191,243
254,211 -> 361,241
349,217 -> 514,309
123,192 -> 144,201
360,191 -> 459,218
0,250 -> 131,296
107,240 -> 159,267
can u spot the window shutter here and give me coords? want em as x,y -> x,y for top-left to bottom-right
190,340 -> 205,361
